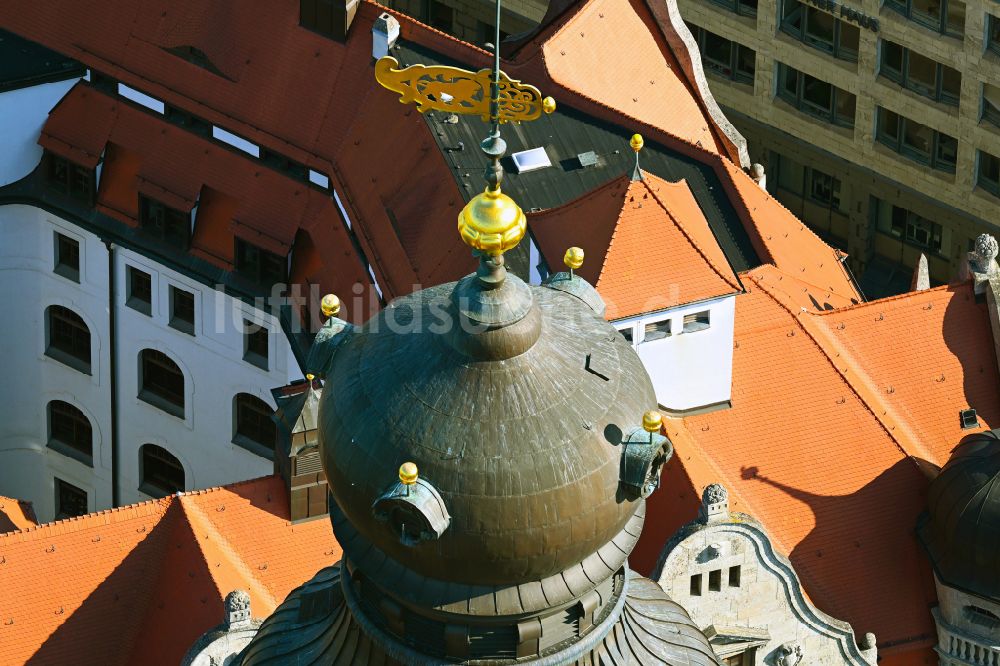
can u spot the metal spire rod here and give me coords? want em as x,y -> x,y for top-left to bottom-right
481,0 -> 506,193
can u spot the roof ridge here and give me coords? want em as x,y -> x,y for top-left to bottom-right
593,179 -> 636,289
745,264 -> 853,309
177,474 -> 277,497
811,282 -> 958,316
0,495 -> 174,541
641,175 -> 741,293
747,275 -> 932,467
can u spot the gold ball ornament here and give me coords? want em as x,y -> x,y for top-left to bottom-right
642,410 -> 663,433
457,187 -> 527,254
399,462 -> 419,485
630,133 -> 644,153
321,293 -> 341,318
563,247 -> 585,271
542,96 -> 557,114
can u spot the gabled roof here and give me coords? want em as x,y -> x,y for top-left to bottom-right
0,476 -> 339,666
0,496 -> 37,533
530,172 -> 741,320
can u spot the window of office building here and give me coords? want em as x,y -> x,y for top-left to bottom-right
139,444 -> 184,497
169,285 -> 196,335
779,0 -> 859,62
880,41 -> 960,106
54,232 -> 80,282
689,25 -> 756,84
884,0 -> 964,36
234,238 -> 287,286
873,197 -> 949,253
984,83 -> 1000,128
876,107 -> 957,173
979,151 -> 1000,197
139,195 -> 191,250
139,349 -> 185,417
233,393 -> 277,458
55,478 -> 88,519
709,0 -> 757,17
809,168 -> 842,209
48,400 -> 93,465
427,0 -> 454,32
45,305 -> 91,373
777,63 -> 856,127
989,14 -> 1000,54
44,151 -> 96,204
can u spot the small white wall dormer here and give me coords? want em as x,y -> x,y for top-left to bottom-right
613,293 -> 736,413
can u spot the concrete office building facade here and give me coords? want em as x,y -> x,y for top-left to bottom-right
678,0 -> 1000,294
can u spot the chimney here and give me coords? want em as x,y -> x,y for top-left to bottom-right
300,0 -> 359,42
373,12 -> 400,60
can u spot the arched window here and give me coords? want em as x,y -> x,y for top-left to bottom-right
138,349 -> 184,417
233,393 -> 277,459
47,400 -> 93,466
139,444 -> 184,497
46,305 -> 91,373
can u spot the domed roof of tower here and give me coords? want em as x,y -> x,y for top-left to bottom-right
918,429 -> 1000,598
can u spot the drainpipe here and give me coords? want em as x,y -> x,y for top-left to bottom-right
104,240 -> 120,507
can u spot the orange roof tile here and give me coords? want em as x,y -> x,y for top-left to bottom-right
0,476 -> 339,666
537,0 -> 724,157
530,173 -> 740,320
720,160 -> 862,307
0,497 -> 37,534
633,276 -> 939,655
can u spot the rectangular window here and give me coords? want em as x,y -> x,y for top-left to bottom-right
876,107 -> 957,173
428,0 -> 454,32
169,286 -> 195,335
984,83 -> 1000,128
776,63 -> 855,127
979,151 -> 1000,198
808,168 -> 842,209
682,311 -> 711,333
618,326 -> 635,344
990,15 -> 1000,55
775,152 -> 805,195
54,232 -> 80,282
644,319 -> 672,341
244,320 -> 270,370
139,195 -> 191,250
235,238 -> 287,286
45,152 -> 96,204
126,266 -> 153,315
876,200 -> 947,253
708,0 -> 757,17
709,569 -> 722,592
690,574 -> 703,596
779,0 -> 859,62
885,0 -> 964,36
878,40 -> 961,106
55,478 -> 88,519
690,25 -> 756,85
729,565 -> 742,587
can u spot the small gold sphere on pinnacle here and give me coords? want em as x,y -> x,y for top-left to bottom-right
642,410 -> 663,433
630,133 -> 644,153
320,294 -> 341,318
564,247 -> 585,271
542,96 -> 557,114
399,462 -> 419,485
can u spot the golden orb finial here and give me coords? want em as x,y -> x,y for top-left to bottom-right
630,133 -> 644,153
564,247 -> 584,271
320,293 -> 341,318
457,187 -> 527,254
542,96 -> 557,114
642,410 -> 662,433
306,373 -> 315,381
399,462 -> 419,485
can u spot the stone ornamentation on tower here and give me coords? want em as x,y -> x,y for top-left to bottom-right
970,233 -> 999,276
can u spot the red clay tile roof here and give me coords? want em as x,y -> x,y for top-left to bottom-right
0,476 -> 339,666
530,173 -> 740,320
0,497 -> 37,534
631,275 -> 982,660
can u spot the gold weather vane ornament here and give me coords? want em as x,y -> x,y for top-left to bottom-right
374,58 -> 555,124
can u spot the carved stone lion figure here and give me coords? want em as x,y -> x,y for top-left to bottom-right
971,234 -> 999,275
776,641 -> 803,666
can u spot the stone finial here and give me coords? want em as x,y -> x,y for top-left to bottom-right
224,589 -> 252,629
971,234 -> 999,275
372,12 -> 400,60
911,253 -> 930,291
859,632 -> 877,664
776,641 -> 803,666
751,163 -> 766,191
699,483 -> 729,524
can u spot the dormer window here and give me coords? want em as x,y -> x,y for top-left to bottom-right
235,238 -> 287,286
45,151 -> 95,204
139,195 -> 191,249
